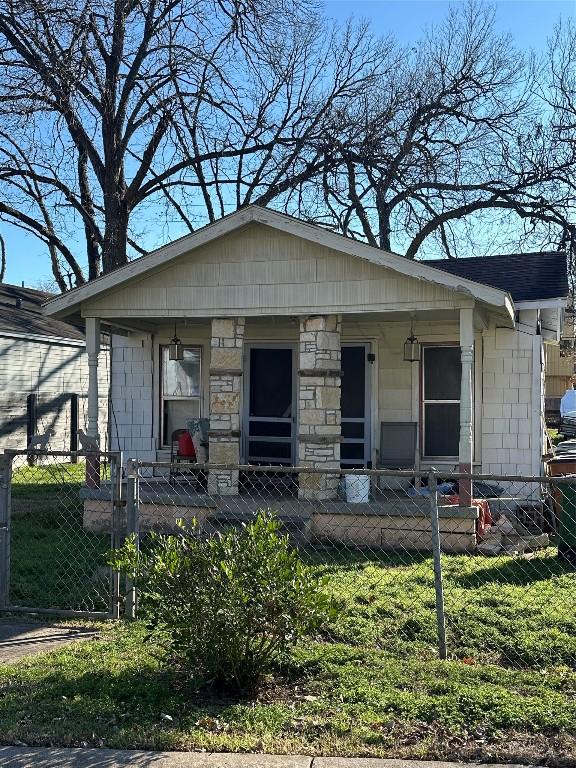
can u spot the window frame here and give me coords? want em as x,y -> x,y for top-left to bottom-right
160,344 -> 202,446
420,343 -> 462,460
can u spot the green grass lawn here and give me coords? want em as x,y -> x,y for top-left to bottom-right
1,550 -> 576,763
0,614 -> 575,764
3,463 -> 576,763
10,462 -> 111,612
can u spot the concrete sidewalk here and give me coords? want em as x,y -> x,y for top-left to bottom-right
0,621 -> 97,664
0,748 -> 535,768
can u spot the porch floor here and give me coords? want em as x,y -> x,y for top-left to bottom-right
80,477 -> 480,519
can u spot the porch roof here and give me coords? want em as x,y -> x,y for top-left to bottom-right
43,206 -> 515,325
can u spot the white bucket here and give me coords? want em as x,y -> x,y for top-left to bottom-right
345,474 -> 370,503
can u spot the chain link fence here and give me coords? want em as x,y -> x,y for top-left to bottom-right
0,450 -> 122,618
1,454 -> 576,672
128,461 -> 576,671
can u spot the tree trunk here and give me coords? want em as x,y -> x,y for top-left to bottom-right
375,189 -> 392,252
102,194 -> 129,273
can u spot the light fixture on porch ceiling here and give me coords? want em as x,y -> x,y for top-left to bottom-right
169,323 -> 184,361
403,315 -> 421,363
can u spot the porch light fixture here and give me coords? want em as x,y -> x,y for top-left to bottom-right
403,317 -> 421,363
169,323 -> 184,361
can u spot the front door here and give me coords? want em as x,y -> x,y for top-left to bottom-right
341,344 -> 372,468
243,345 -> 296,465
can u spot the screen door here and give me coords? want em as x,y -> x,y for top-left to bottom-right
341,344 -> 371,468
244,345 -> 296,465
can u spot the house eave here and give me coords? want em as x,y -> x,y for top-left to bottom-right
43,206 -> 515,322
0,329 -> 86,347
515,297 -> 568,310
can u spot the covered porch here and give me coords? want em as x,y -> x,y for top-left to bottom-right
42,206 -> 517,511
82,305 -> 480,506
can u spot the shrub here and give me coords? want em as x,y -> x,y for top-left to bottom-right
112,510 -> 334,691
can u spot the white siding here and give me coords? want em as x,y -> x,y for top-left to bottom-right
109,333 -> 155,461
83,224 -> 470,319
481,322 -> 544,476
0,335 -> 109,452
110,316 -> 547,478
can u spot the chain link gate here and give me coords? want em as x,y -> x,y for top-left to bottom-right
0,450 -> 123,619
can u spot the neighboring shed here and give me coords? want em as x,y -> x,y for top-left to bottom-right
0,284 -> 109,452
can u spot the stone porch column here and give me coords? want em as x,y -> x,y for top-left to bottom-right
208,317 -> 245,495
459,307 -> 474,507
298,315 -> 342,500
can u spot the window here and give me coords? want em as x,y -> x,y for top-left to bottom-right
161,346 -> 201,444
422,346 -> 461,458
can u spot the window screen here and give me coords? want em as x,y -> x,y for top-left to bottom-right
422,346 -> 462,458
249,348 -> 292,418
424,347 -> 461,399
161,346 -> 202,444
341,346 -> 365,418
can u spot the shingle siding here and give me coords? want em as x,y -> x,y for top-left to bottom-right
481,324 -> 543,478
109,333 -> 155,461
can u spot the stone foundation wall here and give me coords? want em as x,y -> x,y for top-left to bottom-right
84,499 -> 477,553
208,318 -> 245,495
83,499 -> 214,533
311,511 -> 477,553
298,315 -> 342,500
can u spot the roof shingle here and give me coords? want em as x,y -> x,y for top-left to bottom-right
0,284 -> 85,341
423,251 -> 568,303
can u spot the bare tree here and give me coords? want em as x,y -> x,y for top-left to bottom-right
543,19 -> 576,307
295,2 -> 574,259
0,0 -> 388,286
0,233 -> 5,281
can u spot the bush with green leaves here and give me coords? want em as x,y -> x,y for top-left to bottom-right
112,510 -> 334,691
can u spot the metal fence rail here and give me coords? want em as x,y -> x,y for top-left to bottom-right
0,450 -> 122,619
126,461 -> 576,669
2,454 -> 576,673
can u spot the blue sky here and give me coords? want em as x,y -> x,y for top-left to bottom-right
2,0 -> 574,288
324,0 -> 573,48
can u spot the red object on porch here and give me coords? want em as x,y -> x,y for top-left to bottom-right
445,495 -> 492,538
177,430 -> 196,459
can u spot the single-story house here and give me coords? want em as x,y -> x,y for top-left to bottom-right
43,207 -> 567,502
0,283 -> 109,453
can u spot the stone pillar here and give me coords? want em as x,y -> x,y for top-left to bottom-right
459,307 -> 474,507
208,317 -> 245,495
298,315 -> 342,500
85,317 -> 101,488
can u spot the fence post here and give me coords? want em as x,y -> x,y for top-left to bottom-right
26,394 -> 38,467
109,453 -> 122,620
70,394 -> 79,463
429,469 -> 447,659
0,454 -> 12,611
124,458 -> 140,620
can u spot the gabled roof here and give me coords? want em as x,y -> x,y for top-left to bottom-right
425,252 -> 568,303
0,283 -> 85,342
43,206 -> 514,319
